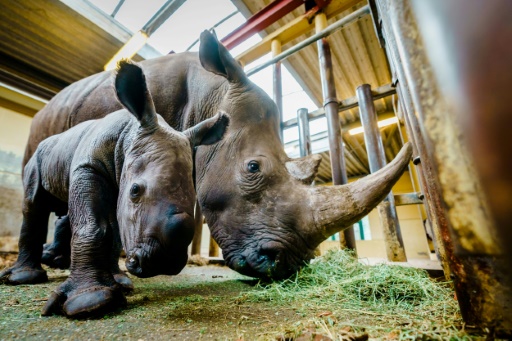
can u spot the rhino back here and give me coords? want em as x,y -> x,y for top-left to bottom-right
35,120 -> 96,202
24,52 -> 227,168
35,111 -> 134,202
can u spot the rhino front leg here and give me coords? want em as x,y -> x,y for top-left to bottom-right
41,214 -> 134,291
42,171 -> 126,318
1,159 -> 51,285
42,215 -> 71,269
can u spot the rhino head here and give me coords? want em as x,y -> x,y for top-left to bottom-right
194,31 -> 413,280
114,60 -> 229,278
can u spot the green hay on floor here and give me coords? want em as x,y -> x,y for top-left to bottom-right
238,249 -> 467,340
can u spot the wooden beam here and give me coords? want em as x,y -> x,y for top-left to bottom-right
0,84 -> 47,117
235,0 -> 361,66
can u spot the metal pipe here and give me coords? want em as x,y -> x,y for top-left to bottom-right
246,5 -> 370,76
221,0 -> 306,50
272,39 -> 284,143
357,84 -> 407,261
141,0 -> 186,36
186,11 -> 238,51
316,13 -> 356,250
282,83 -> 395,129
297,108 -> 312,157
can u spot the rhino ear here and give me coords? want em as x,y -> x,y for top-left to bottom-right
184,112 -> 230,147
115,60 -> 157,130
199,30 -> 246,84
285,154 -> 322,185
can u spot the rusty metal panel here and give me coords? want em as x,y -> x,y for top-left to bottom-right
377,0 -> 511,334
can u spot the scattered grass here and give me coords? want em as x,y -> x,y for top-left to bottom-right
237,249 -> 470,340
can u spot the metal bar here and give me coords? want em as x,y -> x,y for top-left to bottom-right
272,39 -> 284,143
283,83 -> 395,128
394,192 -> 423,206
357,84 -> 406,261
235,0 -> 360,66
221,0 -> 306,50
400,84 -> 453,278
185,11 -> 238,51
110,0 -> 125,17
246,5 -> 370,76
297,108 -> 312,157
141,0 -> 186,36
315,13 -> 356,250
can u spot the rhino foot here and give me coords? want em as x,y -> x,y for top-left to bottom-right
42,243 -> 71,269
113,272 -> 134,292
0,264 -> 48,285
42,280 -> 126,318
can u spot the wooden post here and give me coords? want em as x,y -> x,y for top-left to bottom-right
209,237 -> 219,257
191,201 -> 203,255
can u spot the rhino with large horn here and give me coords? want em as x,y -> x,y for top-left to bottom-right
24,31 -> 412,280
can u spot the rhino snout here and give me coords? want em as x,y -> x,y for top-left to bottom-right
230,245 -> 304,280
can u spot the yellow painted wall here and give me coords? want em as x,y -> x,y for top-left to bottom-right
0,107 -> 32,245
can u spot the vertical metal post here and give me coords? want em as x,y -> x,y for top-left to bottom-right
357,84 -> 407,261
272,39 -> 284,143
297,108 -> 312,157
398,86 -> 453,279
315,13 -> 356,250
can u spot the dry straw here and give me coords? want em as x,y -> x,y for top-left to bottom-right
239,249 -> 470,340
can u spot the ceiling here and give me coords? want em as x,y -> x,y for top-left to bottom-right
0,0 -> 403,183
0,0 -> 157,100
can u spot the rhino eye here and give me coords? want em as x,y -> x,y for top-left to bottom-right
247,161 -> 260,173
130,183 -> 143,199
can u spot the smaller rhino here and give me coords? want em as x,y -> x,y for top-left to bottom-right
0,61 -> 229,317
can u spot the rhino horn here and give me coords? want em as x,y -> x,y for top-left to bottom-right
307,142 -> 413,242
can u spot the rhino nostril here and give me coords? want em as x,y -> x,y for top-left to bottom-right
238,258 -> 247,268
258,248 -> 280,269
257,254 -> 268,263
128,257 -> 138,266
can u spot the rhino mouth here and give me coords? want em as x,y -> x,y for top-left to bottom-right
226,242 -> 314,280
125,238 -> 187,278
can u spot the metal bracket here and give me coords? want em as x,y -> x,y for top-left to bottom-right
323,97 -> 339,107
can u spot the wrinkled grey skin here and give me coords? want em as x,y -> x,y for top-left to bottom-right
0,61 -> 229,317
22,31 -> 412,280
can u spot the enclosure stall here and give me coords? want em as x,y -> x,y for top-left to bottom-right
0,0 -> 510,339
